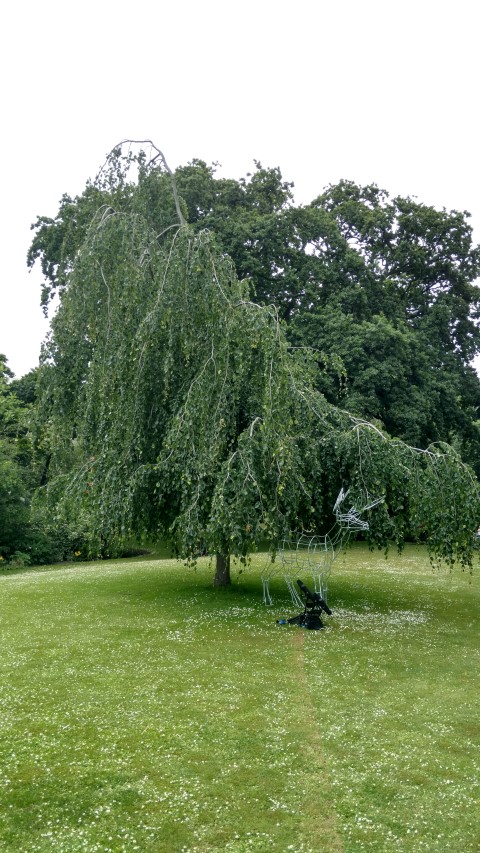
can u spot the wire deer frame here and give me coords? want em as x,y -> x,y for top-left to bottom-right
261,488 -> 383,607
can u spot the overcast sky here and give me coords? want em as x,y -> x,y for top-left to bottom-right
1,0 -> 479,377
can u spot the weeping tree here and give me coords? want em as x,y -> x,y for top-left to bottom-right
32,142 -> 480,584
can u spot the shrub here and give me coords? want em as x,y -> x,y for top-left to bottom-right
7,551 -> 32,568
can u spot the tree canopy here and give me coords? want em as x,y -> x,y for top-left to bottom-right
29,151 -> 480,476
28,143 -> 480,582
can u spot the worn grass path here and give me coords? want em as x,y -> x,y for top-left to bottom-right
0,545 -> 478,851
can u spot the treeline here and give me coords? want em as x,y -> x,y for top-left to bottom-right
1,353 -> 134,566
0,357 -> 92,566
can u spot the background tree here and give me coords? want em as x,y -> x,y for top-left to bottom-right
9,367 -> 40,406
28,143 -> 480,582
0,355 -> 32,559
174,170 -> 480,472
0,356 -> 90,565
287,182 -> 480,469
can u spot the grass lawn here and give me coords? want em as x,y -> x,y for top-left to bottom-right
0,544 -> 478,852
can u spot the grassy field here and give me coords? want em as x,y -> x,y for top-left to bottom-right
0,545 -> 478,852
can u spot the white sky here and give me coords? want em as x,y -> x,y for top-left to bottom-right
1,0 -> 479,377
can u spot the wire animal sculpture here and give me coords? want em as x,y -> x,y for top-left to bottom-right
261,488 -> 382,607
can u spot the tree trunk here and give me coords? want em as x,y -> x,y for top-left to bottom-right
214,552 -> 231,586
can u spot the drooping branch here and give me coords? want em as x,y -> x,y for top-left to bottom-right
113,138 -> 186,227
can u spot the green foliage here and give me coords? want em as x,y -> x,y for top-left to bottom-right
9,367 -> 39,405
0,440 -> 30,557
0,356 -> 87,564
174,168 -> 480,473
286,181 -> 480,474
29,145 -> 480,572
5,551 -> 31,568
0,358 -> 32,557
173,167 -> 480,476
29,154 -> 480,474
